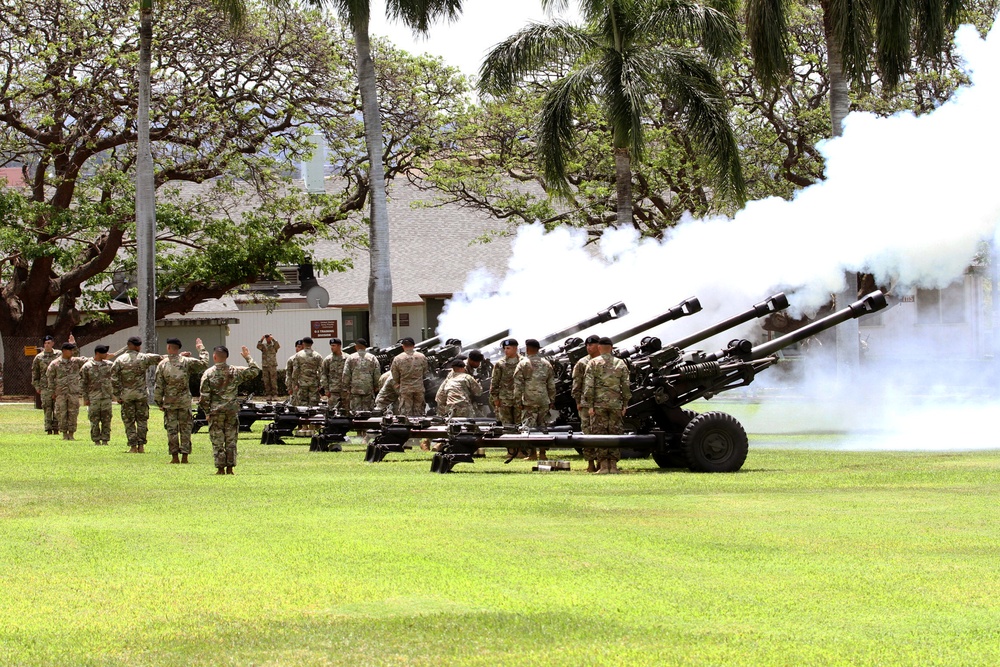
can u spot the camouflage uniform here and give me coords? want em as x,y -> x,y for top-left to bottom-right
434,372 -> 482,418
375,371 -> 398,413
290,348 -> 323,407
154,348 -> 210,456
284,354 -> 297,399
46,355 -> 88,437
490,355 -> 528,426
391,350 -> 428,416
199,358 -> 260,469
572,355 -> 597,460
81,357 -> 115,445
515,353 -> 555,429
111,351 -> 163,450
321,352 -> 346,410
31,348 -> 60,433
343,351 -> 380,412
583,353 -> 632,464
256,338 -> 281,395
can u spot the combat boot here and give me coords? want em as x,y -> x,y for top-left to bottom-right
596,459 -> 611,474
170,453 -> 180,464
526,450 -> 538,461
128,445 -> 138,453
66,432 -> 75,441
181,453 -> 189,464
537,449 -> 548,460
62,432 -> 69,440
225,466 -> 234,475
608,459 -> 621,474
216,467 -> 226,475
137,444 -> 145,453
586,460 -> 598,473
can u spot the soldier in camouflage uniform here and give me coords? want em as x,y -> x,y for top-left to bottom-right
374,370 -> 398,413
199,345 -> 259,475
435,359 -> 482,418
47,342 -> 89,440
290,337 -> 323,435
491,339 -> 530,459
81,345 -> 115,445
343,339 -> 380,411
111,336 -> 163,453
31,335 -> 60,434
583,337 -> 632,474
390,337 -> 428,416
154,337 -> 210,464
284,339 -> 304,403
572,335 -> 602,472
321,338 -> 346,410
256,334 -> 281,396
513,338 -> 555,459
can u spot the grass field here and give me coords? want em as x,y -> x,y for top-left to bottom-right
2,401 -> 999,666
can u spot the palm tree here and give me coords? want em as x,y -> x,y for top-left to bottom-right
312,0 -> 462,347
479,0 -> 746,229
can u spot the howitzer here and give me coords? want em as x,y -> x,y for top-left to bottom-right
478,302 -> 629,360
259,402 -> 328,445
191,396 -> 276,434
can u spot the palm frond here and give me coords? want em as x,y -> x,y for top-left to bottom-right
600,48 -> 654,159
872,0 -> 912,89
640,0 -> 741,59
829,0 -> 875,85
386,0 -> 463,34
912,0 -> 960,60
479,21 -> 597,96
744,0 -> 791,90
535,65 -> 600,196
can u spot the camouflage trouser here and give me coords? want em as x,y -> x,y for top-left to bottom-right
163,407 -> 194,455
398,390 -> 424,416
495,403 -> 522,427
521,404 -> 549,430
120,399 -> 150,447
590,407 -> 623,463
40,390 -> 57,432
294,385 -> 321,407
207,409 -> 239,467
349,393 -> 375,412
262,365 -> 279,395
446,404 -> 475,418
326,389 -> 342,410
577,407 -> 597,460
88,400 -> 113,443
54,393 -> 81,434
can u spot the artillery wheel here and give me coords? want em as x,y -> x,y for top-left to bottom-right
652,410 -> 698,468
681,411 -> 748,472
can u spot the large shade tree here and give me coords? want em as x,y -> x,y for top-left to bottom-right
479,0 -> 747,229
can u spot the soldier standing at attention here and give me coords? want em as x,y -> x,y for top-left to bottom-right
321,338 -> 346,410
46,341 -> 89,440
31,335 -> 60,434
435,359 -> 482,418
514,338 -> 555,459
572,335 -> 602,472
343,339 -> 380,411
491,339 -> 529,460
290,337 -> 323,435
584,336 -> 632,474
391,337 -> 428,416
256,334 -> 281,397
199,345 -> 259,475
81,345 -> 115,446
154,337 -> 210,464
111,336 -> 163,453
285,339 -> 304,403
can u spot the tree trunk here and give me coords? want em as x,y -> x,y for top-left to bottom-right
137,0 -> 157,370
353,18 -> 393,348
614,147 -> 633,228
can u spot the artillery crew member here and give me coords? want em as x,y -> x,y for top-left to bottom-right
46,342 -> 89,440
154,337 -> 210,464
572,335 -> 602,471
490,338 -> 528,427
390,337 -> 428,416
321,338 -> 347,410
199,345 -> 259,475
343,339 -> 380,411
256,334 -> 281,396
514,338 -> 555,459
284,339 -> 304,401
31,335 -> 60,434
111,336 -> 163,453
374,370 -> 398,413
583,336 -> 632,474
81,345 -> 115,446
434,359 -> 483,418
290,337 -> 323,407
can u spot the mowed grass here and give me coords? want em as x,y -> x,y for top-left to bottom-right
2,403 -> 1000,666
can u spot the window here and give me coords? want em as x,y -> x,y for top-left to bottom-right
916,280 -> 966,324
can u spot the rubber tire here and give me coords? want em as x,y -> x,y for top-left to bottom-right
652,409 -> 699,468
681,411 -> 748,473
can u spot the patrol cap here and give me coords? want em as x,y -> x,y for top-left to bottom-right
43,335 -> 54,342
355,338 -> 368,347
62,342 -> 76,350
214,345 -> 229,357
400,337 -> 415,345
166,337 -> 182,348
450,358 -> 466,368
585,335 -> 601,345
501,338 -> 518,348
467,349 -> 484,362
525,338 -> 540,349
598,336 -> 614,346
127,336 -> 142,346
302,336 -> 313,345
94,344 -> 110,354
329,338 -> 342,345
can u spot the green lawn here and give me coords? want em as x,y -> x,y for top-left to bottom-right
1,402 -> 999,666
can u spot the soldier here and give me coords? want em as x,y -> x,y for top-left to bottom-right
81,345 -> 115,446
490,338 -> 529,459
46,342 -> 89,440
374,370 -> 399,413
514,338 -> 555,460
435,359 -> 483,418
256,334 -> 281,397
154,337 -> 210,464
284,339 -> 304,403
321,338 -> 347,410
199,345 -> 259,475
343,339 -> 380,411
289,337 -> 323,436
111,336 -> 163,453
31,335 -> 60,434
572,334 -> 602,472
390,337 -> 428,416
583,336 -> 632,474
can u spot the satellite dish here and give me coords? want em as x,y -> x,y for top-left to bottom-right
306,285 -> 329,308
111,270 -> 137,302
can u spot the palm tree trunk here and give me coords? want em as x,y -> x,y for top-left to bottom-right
136,0 -> 157,393
353,17 -> 393,348
614,147 -> 633,227
824,15 -> 850,138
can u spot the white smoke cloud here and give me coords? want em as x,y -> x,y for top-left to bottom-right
437,21 -> 1000,450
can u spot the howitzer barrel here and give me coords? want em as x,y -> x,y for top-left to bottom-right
668,293 -> 789,351
464,330 -> 510,351
537,302 -> 629,347
611,297 -> 702,344
749,291 -> 887,360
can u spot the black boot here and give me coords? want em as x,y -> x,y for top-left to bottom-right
216,467 -> 226,475
225,466 -> 234,475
